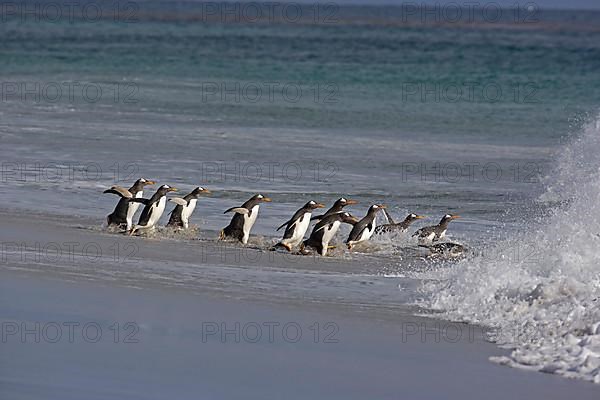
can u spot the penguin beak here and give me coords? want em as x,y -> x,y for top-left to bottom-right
377,204 -> 387,209
262,197 -> 272,202
451,215 -> 461,220
145,180 -> 156,185
316,203 -> 326,208
201,188 -> 212,194
345,199 -> 358,205
416,215 -> 426,219
168,187 -> 178,192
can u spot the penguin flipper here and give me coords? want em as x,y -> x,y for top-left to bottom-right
103,186 -> 133,199
130,198 -> 150,205
276,220 -> 291,231
382,209 -> 395,224
310,214 -> 324,221
224,207 -> 249,215
169,197 -> 188,206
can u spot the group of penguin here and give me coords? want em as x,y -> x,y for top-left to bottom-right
103,178 -> 466,258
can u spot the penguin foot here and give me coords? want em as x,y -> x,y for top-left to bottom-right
219,230 -> 225,240
327,245 -> 336,249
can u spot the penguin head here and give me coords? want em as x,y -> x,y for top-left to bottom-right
305,200 -> 326,210
158,184 -> 178,194
440,214 -> 460,224
340,212 -> 359,225
368,204 -> 386,214
406,213 -> 426,222
255,194 -> 272,202
337,197 -> 358,207
191,186 -> 211,196
138,178 -> 156,186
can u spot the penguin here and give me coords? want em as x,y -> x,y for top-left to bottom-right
374,210 -> 426,235
301,212 -> 359,256
128,184 -> 178,235
346,204 -> 386,250
419,242 -> 467,259
310,197 -> 358,221
166,186 -> 211,229
220,194 -> 271,244
274,200 -> 325,251
104,178 -> 155,230
412,214 -> 460,244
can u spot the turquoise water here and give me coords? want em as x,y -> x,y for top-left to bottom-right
1,2 -> 600,240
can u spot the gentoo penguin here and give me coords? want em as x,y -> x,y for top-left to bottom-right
412,214 -> 460,244
104,178 -> 155,230
275,200 -> 325,251
166,186 -> 211,229
346,204 -> 386,249
129,184 -> 178,235
220,194 -> 271,244
310,197 -> 358,221
374,210 -> 425,235
301,212 -> 359,256
419,242 -> 467,259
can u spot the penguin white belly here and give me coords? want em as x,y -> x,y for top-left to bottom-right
126,190 -> 143,230
145,196 -> 167,229
419,232 -> 436,245
241,205 -> 260,244
358,224 -> 375,243
437,229 -> 447,240
321,221 -> 341,256
181,199 -> 197,229
282,213 -> 311,247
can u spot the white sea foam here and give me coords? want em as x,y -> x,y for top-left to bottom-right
418,116 -> 600,383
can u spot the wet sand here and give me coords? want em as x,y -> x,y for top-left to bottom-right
1,211 -> 599,399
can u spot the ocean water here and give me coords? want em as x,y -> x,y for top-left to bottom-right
2,1 -> 600,383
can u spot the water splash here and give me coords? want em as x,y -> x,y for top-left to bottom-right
418,116 -> 600,383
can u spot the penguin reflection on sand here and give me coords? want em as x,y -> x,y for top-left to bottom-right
346,204 -> 386,250
128,184 -> 178,235
104,178 -> 155,230
274,200 -> 325,251
310,197 -> 358,221
412,214 -> 460,244
374,210 -> 425,235
167,186 -> 211,229
220,194 -> 271,244
301,212 -> 358,256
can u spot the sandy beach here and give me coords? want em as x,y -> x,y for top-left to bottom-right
1,211 -> 599,399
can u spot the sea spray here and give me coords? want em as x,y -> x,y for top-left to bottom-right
418,116 -> 600,383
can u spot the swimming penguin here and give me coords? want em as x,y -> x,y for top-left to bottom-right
275,200 -> 325,251
166,186 -> 211,229
220,194 -> 271,244
301,211 -> 359,256
104,178 -> 155,230
346,204 -> 386,249
412,214 -> 460,244
310,197 -> 358,221
129,184 -> 178,235
419,242 -> 467,259
374,210 -> 426,235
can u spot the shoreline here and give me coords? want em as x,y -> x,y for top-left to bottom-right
1,210 -> 599,397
